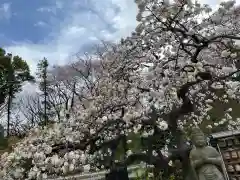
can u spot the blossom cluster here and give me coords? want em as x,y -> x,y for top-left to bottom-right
1,0 -> 240,179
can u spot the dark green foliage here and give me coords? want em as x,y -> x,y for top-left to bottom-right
0,48 -> 34,102
106,166 -> 129,180
0,48 -> 34,136
37,58 -> 49,91
36,58 -> 50,126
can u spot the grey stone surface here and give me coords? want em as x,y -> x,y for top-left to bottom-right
189,127 -> 225,180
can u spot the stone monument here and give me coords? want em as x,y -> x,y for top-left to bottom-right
189,127 -> 226,180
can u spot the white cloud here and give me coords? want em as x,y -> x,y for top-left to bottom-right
37,0 -> 63,14
1,0 -> 240,124
101,0 -> 138,41
4,0 -> 239,76
0,2 -> 11,20
34,21 -> 48,27
4,0 -> 137,74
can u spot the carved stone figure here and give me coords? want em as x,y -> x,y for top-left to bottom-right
189,127 -> 226,180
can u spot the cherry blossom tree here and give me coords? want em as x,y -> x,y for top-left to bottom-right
1,0 -> 240,179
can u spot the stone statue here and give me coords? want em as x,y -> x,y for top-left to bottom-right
189,127 -> 226,180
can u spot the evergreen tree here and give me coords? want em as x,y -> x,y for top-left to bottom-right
36,58 -> 50,126
0,48 -> 34,136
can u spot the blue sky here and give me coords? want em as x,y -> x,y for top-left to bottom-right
0,0 -> 239,124
0,0 -> 239,75
0,0 -> 138,74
